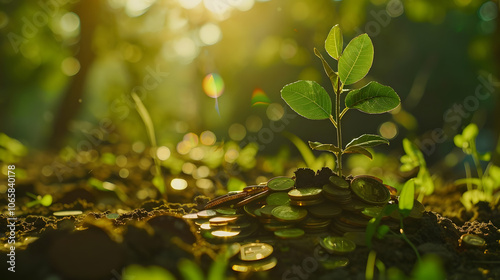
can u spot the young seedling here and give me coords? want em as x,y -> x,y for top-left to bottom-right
26,193 -> 52,208
454,123 -> 500,209
400,138 -> 434,201
281,25 -> 401,176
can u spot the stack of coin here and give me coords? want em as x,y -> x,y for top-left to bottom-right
288,188 -> 325,206
183,208 -> 258,243
184,169 -> 423,247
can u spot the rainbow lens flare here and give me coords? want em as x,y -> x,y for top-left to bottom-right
202,73 -> 224,98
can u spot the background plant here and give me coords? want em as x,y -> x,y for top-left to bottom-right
400,138 -> 434,201
281,25 -> 400,176
454,123 -> 500,210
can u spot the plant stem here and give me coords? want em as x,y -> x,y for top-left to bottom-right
399,218 -> 421,262
471,140 -> 484,180
336,78 -> 343,176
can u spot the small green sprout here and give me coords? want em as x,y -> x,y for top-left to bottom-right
454,123 -> 500,210
400,138 -> 434,202
281,25 -> 401,176
26,193 -> 52,208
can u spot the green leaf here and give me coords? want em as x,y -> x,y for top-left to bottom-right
453,135 -> 466,149
314,48 -> 338,90
338,33 -> 374,85
208,255 -> 228,280
399,179 -> 415,217
325,24 -> 343,60
402,138 -> 426,167
40,195 -> 53,207
308,141 -> 341,154
344,145 -> 373,159
462,123 -> 478,141
345,81 -> 400,114
178,259 -> 204,280
281,80 -> 332,120
345,134 -> 389,149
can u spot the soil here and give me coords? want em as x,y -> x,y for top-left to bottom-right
1,148 -> 500,280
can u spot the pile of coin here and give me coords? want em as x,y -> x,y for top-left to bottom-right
183,168 -> 423,255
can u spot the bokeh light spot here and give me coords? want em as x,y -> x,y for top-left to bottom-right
125,0 -> 156,17
189,147 -> 205,160
228,123 -> 247,141
116,155 -> 128,167
179,0 -> 202,9
132,141 -> 145,153
246,115 -> 263,132
266,103 -> 284,121
194,165 -> 210,178
61,57 -> 80,76
196,178 -> 214,189
119,168 -> 129,178
173,37 -> 199,61
379,121 -> 398,140
156,146 -> 171,160
182,162 -> 196,174
235,0 -> 255,11
60,12 -> 80,33
171,178 -> 188,190
199,23 -> 222,45
200,130 -> 217,145
203,73 -> 225,98
479,1 -> 498,21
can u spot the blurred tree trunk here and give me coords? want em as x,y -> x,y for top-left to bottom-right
49,0 -> 99,150
493,9 -> 500,166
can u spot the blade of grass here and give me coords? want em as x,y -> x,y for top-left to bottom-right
131,92 -> 166,196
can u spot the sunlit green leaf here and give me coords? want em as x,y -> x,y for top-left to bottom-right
325,24 -> 343,60
401,138 -> 426,168
178,259 -> 204,280
344,145 -> 373,159
40,195 -> 53,207
487,164 -> 500,183
281,80 -> 332,120
460,189 -> 490,211
346,134 -> 389,149
338,34 -> 373,85
208,255 -> 228,280
399,178 -> 415,217
453,135 -> 466,149
314,48 -> 338,90
308,141 -> 341,153
462,123 -> 478,141
345,81 -> 400,114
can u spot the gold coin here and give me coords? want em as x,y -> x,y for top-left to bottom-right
239,243 -> 274,261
